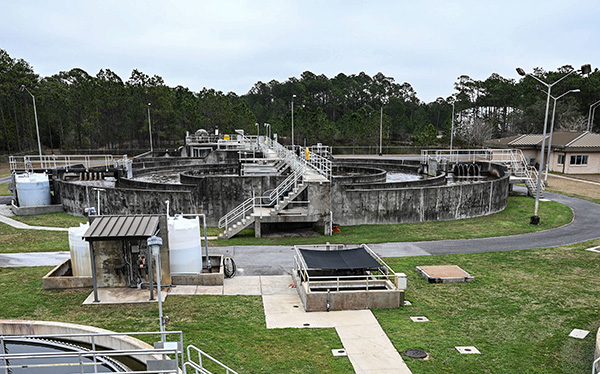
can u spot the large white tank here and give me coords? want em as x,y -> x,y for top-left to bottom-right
68,223 -> 91,277
15,172 -> 51,207
167,217 -> 203,274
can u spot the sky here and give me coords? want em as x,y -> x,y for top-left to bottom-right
1,0 -> 599,103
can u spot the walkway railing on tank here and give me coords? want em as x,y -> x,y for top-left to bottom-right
9,154 -> 129,172
0,330 -> 185,373
293,244 -> 405,292
184,345 -> 239,374
421,148 -> 543,195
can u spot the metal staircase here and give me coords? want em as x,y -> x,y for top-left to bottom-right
218,165 -> 308,239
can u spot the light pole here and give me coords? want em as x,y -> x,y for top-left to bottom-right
147,103 -> 153,153
544,89 -> 580,183
379,105 -> 383,156
516,64 -> 591,225
591,104 -> 600,133
255,122 -> 259,137
587,99 -> 600,132
20,85 -> 43,158
450,101 -> 455,151
264,123 -> 271,139
291,94 -> 296,148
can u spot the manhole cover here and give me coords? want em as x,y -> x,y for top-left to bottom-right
404,349 -> 428,359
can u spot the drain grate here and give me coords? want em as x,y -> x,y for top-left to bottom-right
303,323 -> 311,327
404,349 -> 428,359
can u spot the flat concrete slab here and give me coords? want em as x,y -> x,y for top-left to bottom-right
260,274 -> 297,295
168,285 -> 197,295
82,287 -> 168,305
223,276 -> 261,295
569,328 -> 590,339
455,346 -> 480,354
262,293 -> 411,374
416,265 -> 474,283
0,251 -> 70,267
196,285 -> 224,295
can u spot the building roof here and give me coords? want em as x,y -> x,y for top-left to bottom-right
567,132 -> 600,148
486,132 -> 600,150
83,215 -> 160,242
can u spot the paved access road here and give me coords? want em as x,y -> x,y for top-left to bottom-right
210,189 -> 600,275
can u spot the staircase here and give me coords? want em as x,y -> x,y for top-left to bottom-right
218,166 -> 308,239
503,149 -> 544,197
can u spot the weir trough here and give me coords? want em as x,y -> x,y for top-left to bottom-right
292,244 -> 406,312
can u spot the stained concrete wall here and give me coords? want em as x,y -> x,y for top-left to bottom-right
332,163 -> 509,226
59,181 -> 194,217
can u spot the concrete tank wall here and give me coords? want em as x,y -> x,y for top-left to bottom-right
332,162 -> 509,225
58,181 -> 194,217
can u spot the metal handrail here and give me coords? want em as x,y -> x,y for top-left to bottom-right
185,345 -> 238,374
0,330 -> 184,373
9,154 -> 127,172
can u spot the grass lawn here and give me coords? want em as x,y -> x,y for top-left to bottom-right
212,195 -> 572,246
0,267 -> 353,373
375,238 -> 600,374
0,196 -> 572,254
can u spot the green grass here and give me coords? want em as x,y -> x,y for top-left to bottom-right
0,267 -> 353,373
212,195 -> 573,246
547,188 -> 600,205
0,196 -> 572,254
9,212 -> 88,228
0,182 -> 10,196
375,238 -> 600,374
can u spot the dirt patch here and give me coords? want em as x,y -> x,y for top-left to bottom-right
547,175 -> 600,200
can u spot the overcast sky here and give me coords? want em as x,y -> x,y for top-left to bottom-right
1,0 -> 598,103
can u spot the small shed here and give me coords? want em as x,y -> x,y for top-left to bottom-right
83,215 -> 170,302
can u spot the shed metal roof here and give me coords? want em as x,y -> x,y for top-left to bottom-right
83,215 -> 160,242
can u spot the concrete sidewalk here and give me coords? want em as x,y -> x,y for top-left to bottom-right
0,251 -> 69,267
0,205 -> 68,232
171,275 -> 412,374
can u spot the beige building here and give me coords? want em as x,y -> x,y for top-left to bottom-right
485,132 -> 600,174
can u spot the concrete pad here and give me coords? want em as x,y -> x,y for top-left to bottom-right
410,316 -> 429,322
417,265 -> 474,283
223,276 -> 261,295
168,285 -> 197,295
569,328 -> 590,339
196,285 -> 223,295
456,346 -> 480,354
260,275 -> 297,295
332,348 -> 347,357
82,288 -> 168,305
262,293 -> 411,373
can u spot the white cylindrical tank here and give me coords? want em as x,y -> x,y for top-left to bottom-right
15,172 -> 51,207
68,223 -> 91,277
167,217 -> 203,274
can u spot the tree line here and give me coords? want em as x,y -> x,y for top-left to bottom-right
1,48 -> 599,154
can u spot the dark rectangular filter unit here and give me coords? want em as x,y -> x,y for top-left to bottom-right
298,247 -> 382,271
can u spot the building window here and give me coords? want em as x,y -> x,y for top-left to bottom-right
557,154 -> 564,165
569,155 -> 588,166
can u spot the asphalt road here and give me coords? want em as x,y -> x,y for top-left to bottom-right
211,188 -> 600,276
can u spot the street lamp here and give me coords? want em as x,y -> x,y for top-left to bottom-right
264,123 -> 271,139
516,64 -> 591,225
544,89 -> 580,183
147,103 -> 153,153
587,99 -> 600,132
255,122 -> 259,137
291,94 -> 296,148
450,101 -> 455,151
379,105 -> 383,156
20,85 -> 43,158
